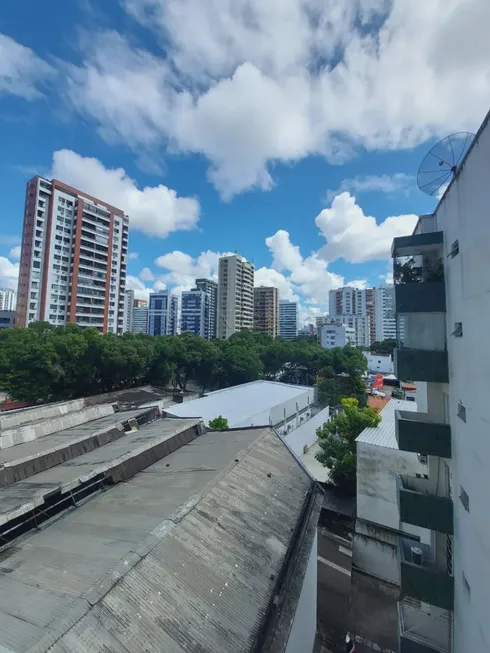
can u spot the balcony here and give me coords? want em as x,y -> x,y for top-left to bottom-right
395,411 -> 451,458
392,231 -> 443,258
395,348 -> 449,383
397,475 -> 453,534
398,598 -> 453,653
398,538 -> 454,611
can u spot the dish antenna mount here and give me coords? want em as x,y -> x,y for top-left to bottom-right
417,132 -> 475,197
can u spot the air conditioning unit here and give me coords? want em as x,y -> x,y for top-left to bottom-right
417,454 -> 428,465
411,546 -> 424,566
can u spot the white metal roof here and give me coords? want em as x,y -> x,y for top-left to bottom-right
165,380 -> 313,427
356,398 -> 417,449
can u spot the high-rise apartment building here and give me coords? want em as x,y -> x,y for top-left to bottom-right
195,278 -> 218,339
374,285 -> 397,341
217,254 -> 254,339
279,300 -> 298,339
16,177 -> 128,333
132,299 -> 148,334
329,287 -> 376,344
148,291 -> 178,336
181,289 -> 209,338
122,289 -> 134,333
253,286 -> 278,337
389,113 -> 490,653
0,289 -> 16,312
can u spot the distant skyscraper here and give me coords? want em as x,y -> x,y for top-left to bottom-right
328,314 -> 371,348
122,289 -> 134,333
279,300 -> 298,340
0,289 -> 16,312
329,287 -> 375,344
217,254 -> 254,339
319,322 -> 356,349
374,285 -> 398,342
132,299 -> 148,334
195,278 -> 218,339
253,286 -> 278,337
148,291 -> 178,336
16,176 -> 128,333
181,289 -> 210,338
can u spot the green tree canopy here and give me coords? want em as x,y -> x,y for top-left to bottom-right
316,398 -> 381,491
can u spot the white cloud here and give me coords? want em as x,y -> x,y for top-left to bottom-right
51,149 -> 200,239
0,256 -> 19,290
8,246 -> 21,260
315,192 -> 418,263
0,33 -> 54,100
326,173 -> 414,203
139,267 -> 154,281
62,0 -> 490,197
125,275 -> 151,301
128,252 -> 139,260
154,249 -> 225,296
346,279 -> 368,289
263,228 -> 345,306
254,267 -> 297,302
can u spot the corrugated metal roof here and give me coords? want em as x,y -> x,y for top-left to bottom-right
166,380 -> 313,427
356,399 -> 417,449
0,426 -> 316,653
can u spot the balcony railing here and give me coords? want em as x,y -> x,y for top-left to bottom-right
397,475 -> 453,534
395,410 -> 451,458
398,537 -> 454,611
398,597 -> 453,653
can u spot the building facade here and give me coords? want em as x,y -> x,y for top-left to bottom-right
16,177 -> 128,333
329,314 -> 371,348
329,287 -> 376,344
122,289 -> 134,333
374,285 -> 397,341
389,114 -> 490,653
0,310 -> 15,329
217,254 -> 254,339
253,286 -> 278,337
0,289 -> 16,312
195,278 -> 218,339
132,299 -> 148,334
148,291 -> 178,336
319,322 -> 356,349
181,289 -> 209,338
279,300 -> 298,339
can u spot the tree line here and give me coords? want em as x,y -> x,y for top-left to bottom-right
0,322 -> 368,404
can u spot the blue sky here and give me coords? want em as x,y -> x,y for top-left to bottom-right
0,0 -> 488,322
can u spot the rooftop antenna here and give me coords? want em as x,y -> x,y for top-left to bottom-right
417,132 -> 475,197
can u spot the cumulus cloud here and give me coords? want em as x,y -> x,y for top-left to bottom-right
154,249 -> 226,295
8,246 -> 21,260
128,252 -> 139,260
60,0 -> 490,197
326,173 -> 414,203
51,149 -> 200,238
254,267 -> 297,302
0,33 -> 54,100
315,192 -> 418,263
139,267 -> 154,281
0,256 -> 20,290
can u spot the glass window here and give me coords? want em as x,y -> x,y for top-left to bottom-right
33,261 -> 40,269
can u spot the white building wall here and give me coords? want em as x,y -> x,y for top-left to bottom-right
284,532 -> 317,653
363,352 -> 394,374
356,441 -> 428,532
433,115 -> 490,653
319,323 -> 355,349
284,406 -> 330,456
374,285 -> 397,341
0,289 -> 16,311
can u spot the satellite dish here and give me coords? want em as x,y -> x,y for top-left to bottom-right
417,132 -> 475,196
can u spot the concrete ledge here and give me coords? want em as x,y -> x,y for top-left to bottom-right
0,404 -> 115,450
